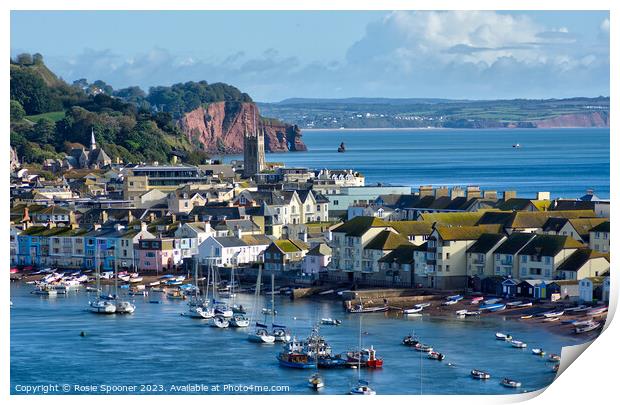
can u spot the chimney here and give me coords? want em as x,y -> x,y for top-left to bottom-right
194,214 -> 199,223
434,186 -> 449,198
450,186 -> 465,200
171,213 -> 176,223
483,190 -> 498,200
140,222 -> 148,232
236,227 -> 242,238
47,221 -> 56,229
127,210 -> 134,224
536,191 -> 550,201
70,222 -> 79,230
419,185 -> 433,197
93,223 -> 101,231
466,185 -> 481,200
22,207 -> 31,222
299,229 -> 308,243
503,190 -> 517,201
101,210 -> 108,224
148,212 -> 156,222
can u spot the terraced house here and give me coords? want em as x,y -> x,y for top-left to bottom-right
517,234 -> 584,280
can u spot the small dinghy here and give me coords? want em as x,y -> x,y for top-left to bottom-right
575,321 -> 601,334
471,369 -> 491,379
483,298 -> 502,305
548,354 -> 561,363
520,315 -> 533,319
573,319 -> 594,327
480,303 -> 505,311
308,373 -> 324,390
544,317 -> 560,322
517,302 -> 533,307
506,301 -> 523,307
532,348 -> 546,356
587,306 -> 608,316
495,332 -> 513,341
414,343 -> 433,352
404,306 -> 424,314
511,340 -> 527,348
470,296 -> 484,304
402,333 -> 420,346
428,351 -> 445,361
415,303 -> 431,309
543,310 -> 564,318
501,378 -> 522,388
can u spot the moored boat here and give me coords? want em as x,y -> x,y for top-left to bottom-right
495,332 -> 513,341
471,369 -> 491,379
320,318 -> 342,325
211,315 -> 230,328
89,299 -> 116,314
229,314 -> 250,327
414,343 -> 433,352
587,306 -> 608,316
277,351 -> 315,369
248,323 -> 276,344
349,380 -> 375,395
510,340 -> 527,348
428,351 -> 445,361
532,348 -> 545,356
548,354 -> 561,363
308,373 -> 324,390
543,310 -> 564,318
501,378 -> 522,388
575,321 -> 601,334
404,306 -> 423,314
402,332 -> 420,346
348,303 -> 389,313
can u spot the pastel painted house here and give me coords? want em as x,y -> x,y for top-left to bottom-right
555,248 -> 609,280
136,237 -> 182,272
517,235 -> 584,280
579,277 -> 605,303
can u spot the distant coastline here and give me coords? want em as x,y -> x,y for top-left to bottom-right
303,126 -> 610,132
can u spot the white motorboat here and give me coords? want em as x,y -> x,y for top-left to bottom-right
511,340 -> 527,348
129,276 -> 143,283
211,315 -> 230,328
532,348 -> 546,356
548,354 -> 561,363
471,369 -> 491,379
501,378 -> 522,388
414,343 -> 433,352
320,318 -> 342,325
495,332 -> 513,341
89,299 -> 116,314
404,306 -> 424,314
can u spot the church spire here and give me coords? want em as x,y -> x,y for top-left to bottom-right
90,128 -> 97,151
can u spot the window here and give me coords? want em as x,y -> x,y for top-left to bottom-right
446,253 -> 450,259
544,257 -> 551,265
522,255 -> 527,263
495,253 -> 500,260
495,266 -> 501,274
333,200 -> 339,206
445,265 -> 450,272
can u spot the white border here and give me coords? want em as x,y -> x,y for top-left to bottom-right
2,2 -> 616,405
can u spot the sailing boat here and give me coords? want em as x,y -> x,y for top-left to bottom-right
308,326 -> 325,390
248,265 -> 275,343
349,316 -> 376,395
113,248 -> 135,314
228,264 -> 249,327
270,273 -> 291,342
185,256 -> 213,319
89,242 -> 116,314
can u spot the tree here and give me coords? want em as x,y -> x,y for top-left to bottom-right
32,118 -> 57,144
33,53 -> 44,65
16,53 -> 33,65
10,100 -> 26,121
10,67 -> 59,114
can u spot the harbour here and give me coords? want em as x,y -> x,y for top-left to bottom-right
10,281 -> 595,395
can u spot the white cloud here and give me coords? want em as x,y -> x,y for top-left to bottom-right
600,18 -> 610,33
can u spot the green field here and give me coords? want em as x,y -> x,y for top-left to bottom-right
25,110 -> 65,123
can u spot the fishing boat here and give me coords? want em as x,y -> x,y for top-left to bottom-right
495,332 -> 513,341
587,306 -> 608,316
402,332 -> 420,346
543,310 -> 564,318
308,373 -> 324,390
532,348 -> 546,356
548,354 -> 561,363
277,341 -> 315,369
428,351 -> 445,361
414,343 -> 433,353
320,318 -> 342,325
211,315 -> 230,328
349,317 -> 376,395
511,340 -> 527,348
346,346 -> 384,368
404,306 -> 423,314
501,378 -> 522,388
483,298 -> 502,305
575,321 -> 601,334
471,369 -> 491,379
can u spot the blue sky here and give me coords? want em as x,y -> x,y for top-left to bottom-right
11,10 -> 610,102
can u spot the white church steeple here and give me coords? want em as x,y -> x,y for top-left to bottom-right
90,128 -> 97,151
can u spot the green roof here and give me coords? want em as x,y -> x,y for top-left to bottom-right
274,239 -> 308,253
332,216 -> 389,237
557,248 -> 609,271
496,198 -> 538,211
389,221 -> 434,236
435,224 -> 502,241
590,221 -> 610,233
418,212 -> 484,227
21,225 -> 88,237
467,233 -> 506,254
364,230 -> 411,250
568,218 -> 608,237
520,235 -> 584,257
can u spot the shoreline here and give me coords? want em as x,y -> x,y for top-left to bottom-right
302,126 -> 610,132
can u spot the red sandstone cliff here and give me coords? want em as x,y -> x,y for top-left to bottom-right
533,112 -> 609,128
178,102 -> 306,154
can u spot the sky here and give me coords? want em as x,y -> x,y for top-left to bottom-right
10,10 -> 610,102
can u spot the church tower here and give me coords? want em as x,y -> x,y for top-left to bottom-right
243,110 -> 265,178
90,128 -> 97,151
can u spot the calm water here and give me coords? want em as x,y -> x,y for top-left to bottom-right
10,282 -> 594,395
242,128 -> 609,199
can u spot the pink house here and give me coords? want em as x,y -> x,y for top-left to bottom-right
136,237 -> 182,272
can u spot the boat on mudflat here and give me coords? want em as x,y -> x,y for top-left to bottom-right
348,304 -> 389,313
480,303 -> 505,311
587,306 -> 608,316
543,310 -> 564,318
404,307 -> 423,314
575,321 -> 601,334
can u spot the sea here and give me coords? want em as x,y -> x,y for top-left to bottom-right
231,127 -> 610,199
10,283 -> 596,395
